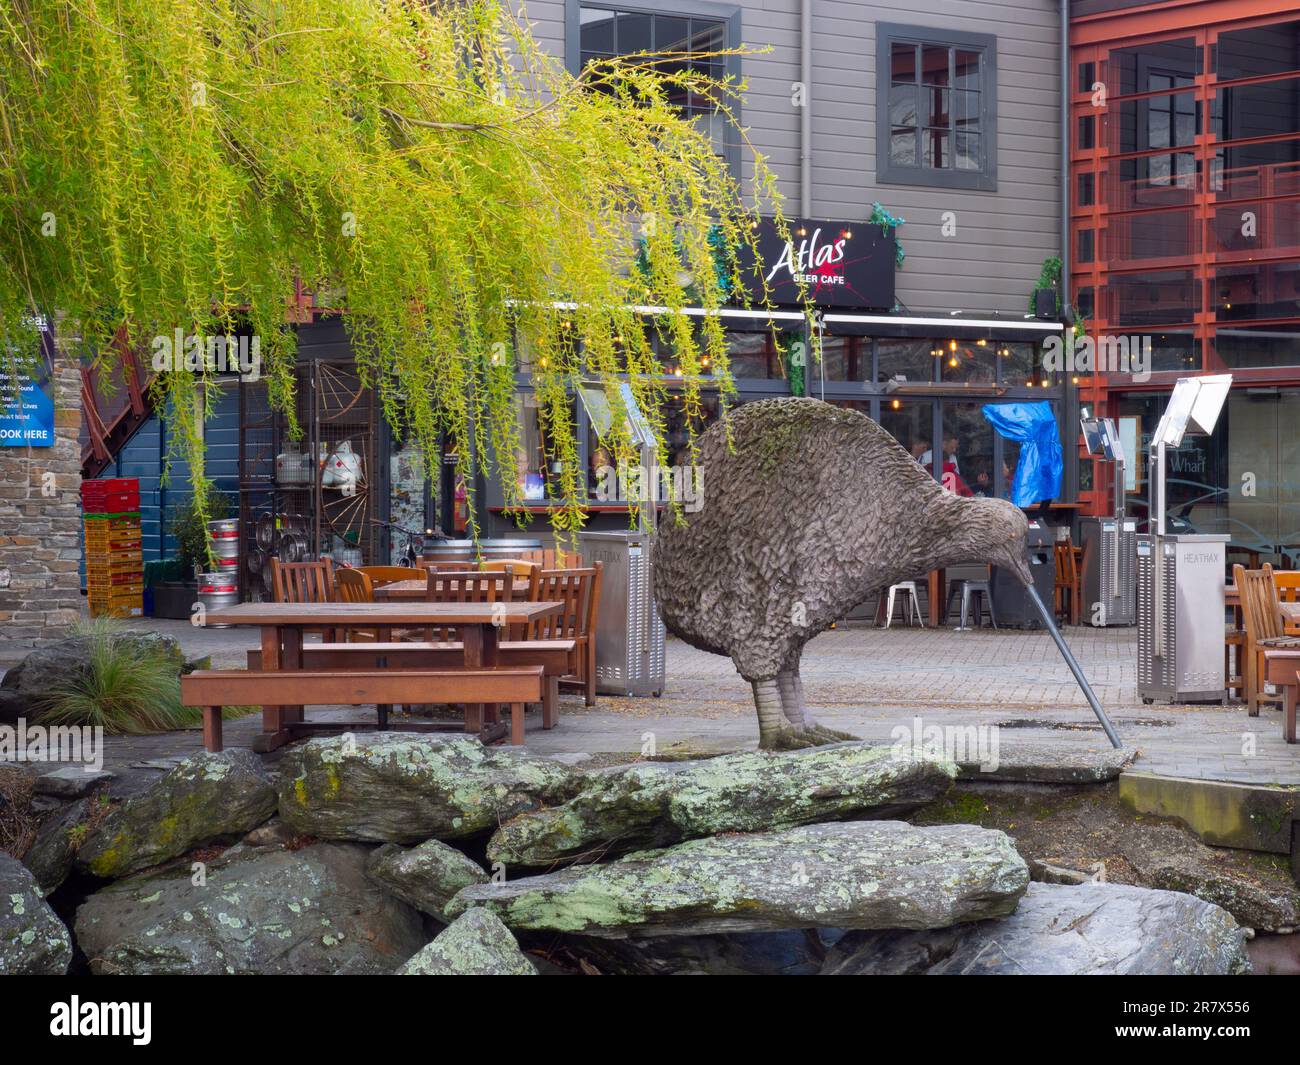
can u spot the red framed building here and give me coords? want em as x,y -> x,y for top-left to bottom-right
1070,0 -> 1300,562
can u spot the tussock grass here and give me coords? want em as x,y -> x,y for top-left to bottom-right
30,618 -> 254,735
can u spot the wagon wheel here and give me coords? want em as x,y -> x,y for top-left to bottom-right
316,362 -> 366,422
320,474 -> 370,549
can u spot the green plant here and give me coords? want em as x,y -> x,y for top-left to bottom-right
0,0 -> 794,548
168,494 -> 231,574
30,617 -> 253,734
869,202 -> 906,266
1031,256 -> 1063,314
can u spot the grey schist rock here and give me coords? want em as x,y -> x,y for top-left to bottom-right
75,750 -> 276,879
397,909 -> 537,975
821,881 -> 1252,975
277,733 -> 580,843
0,854 -> 71,975
451,821 -> 1028,938
75,842 -> 425,975
366,838 -> 490,922
488,742 -> 955,867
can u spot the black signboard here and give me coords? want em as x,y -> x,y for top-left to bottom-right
741,217 -> 896,310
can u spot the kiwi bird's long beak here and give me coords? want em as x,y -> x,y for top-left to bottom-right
1020,577 -> 1124,750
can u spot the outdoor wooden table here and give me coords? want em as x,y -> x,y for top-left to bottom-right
202,601 -> 563,750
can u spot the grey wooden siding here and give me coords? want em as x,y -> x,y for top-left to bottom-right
528,0 -> 1063,316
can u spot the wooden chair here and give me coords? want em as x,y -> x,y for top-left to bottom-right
1275,571 -> 1300,603
335,569 -> 392,643
422,568 -> 525,642
481,558 -> 539,575
270,557 -> 334,604
357,565 -> 422,588
269,557 -> 336,640
420,549 -> 584,571
1053,539 -> 1082,626
334,567 -> 395,723
1234,563 -> 1300,715
533,562 -> 602,706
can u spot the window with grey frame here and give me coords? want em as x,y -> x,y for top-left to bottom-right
570,2 -> 739,167
876,25 -> 998,192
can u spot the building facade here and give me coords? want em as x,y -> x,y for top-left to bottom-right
478,0 -> 1070,541
1071,0 -> 1300,564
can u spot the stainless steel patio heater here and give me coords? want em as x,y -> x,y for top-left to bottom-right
1078,409 -> 1137,626
577,383 -> 667,697
1137,374 -> 1233,704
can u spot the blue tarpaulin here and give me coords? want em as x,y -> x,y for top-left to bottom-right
981,401 -> 1063,508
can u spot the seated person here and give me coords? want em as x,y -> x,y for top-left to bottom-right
514,448 -> 545,501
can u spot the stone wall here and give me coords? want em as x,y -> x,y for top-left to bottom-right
0,349 -> 84,647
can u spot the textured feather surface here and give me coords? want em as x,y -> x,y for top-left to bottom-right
653,398 -> 1029,679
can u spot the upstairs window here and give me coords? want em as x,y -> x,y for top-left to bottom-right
575,3 -> 737,161
877,24 -> 998,192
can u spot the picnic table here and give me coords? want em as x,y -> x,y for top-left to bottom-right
202,600 -> 563,750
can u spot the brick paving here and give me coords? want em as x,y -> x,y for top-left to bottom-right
5,617 -> 1299,787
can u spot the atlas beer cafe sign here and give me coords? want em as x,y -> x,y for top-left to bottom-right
745,217 -> 896,310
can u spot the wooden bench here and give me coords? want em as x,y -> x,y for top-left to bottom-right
1262,649 -> 1300,743
244,639 -> 576,730
182,666 -> 546,751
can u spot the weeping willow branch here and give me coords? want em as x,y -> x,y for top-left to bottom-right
0,0 -> 795,548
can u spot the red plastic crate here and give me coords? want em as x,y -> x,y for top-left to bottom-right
81,478 -> 141,514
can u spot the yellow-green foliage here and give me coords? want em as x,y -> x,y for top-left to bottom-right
0,0 -> 794,545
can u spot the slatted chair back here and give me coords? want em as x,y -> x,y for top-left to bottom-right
1239,563 -> 1283,642
334,568 -> 387,643
423,567 -> 522,641
531,567 -> 594,641
1274,570 -> 1300,604
335,568 -> 375,604
270,558 -> 334,604
1235,563 -> 1287,714
357,565 -> 421,588
419,559 -> 476,574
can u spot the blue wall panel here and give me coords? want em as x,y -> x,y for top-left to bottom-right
82,381 -> 241,579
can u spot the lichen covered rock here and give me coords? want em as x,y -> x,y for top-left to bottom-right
74,750 -> 276,879
277,734 -> 580,843
367,838 -> 489,922
397,908 -> 536,975
450,821 -> 1028,938
75,842 -> 425,975
822,881 -> 1251,975
488,742 -> 955,867
0,854 -> 71,975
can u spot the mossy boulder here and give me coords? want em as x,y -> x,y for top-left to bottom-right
0,854 -> 71,975
450,821 -> 1028,938
277,734 -> 580,843
488,742 -> 956,868
75,842 -> 426,975
74,750 -> 276,879
822,882 -> 1252,975
366,839 -> 490,922
397,908 -> 536,975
